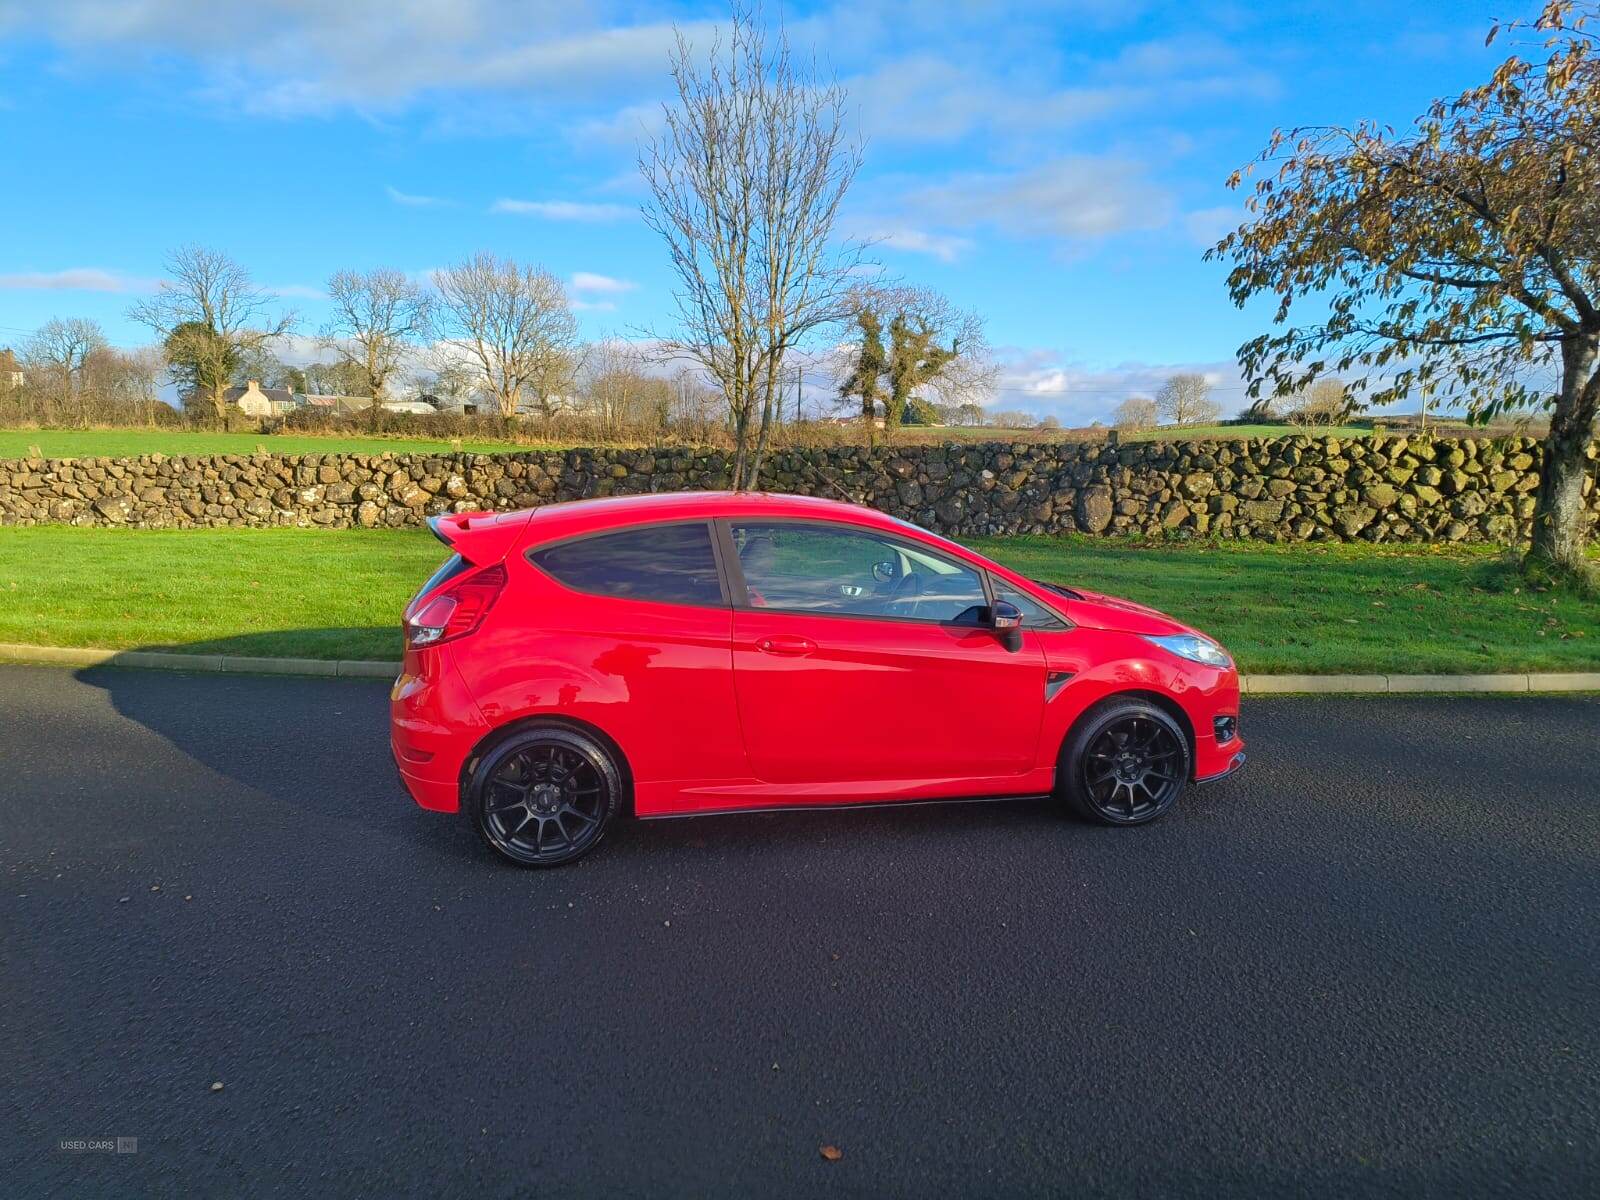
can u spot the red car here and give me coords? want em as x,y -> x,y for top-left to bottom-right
391,492 -> 1245,866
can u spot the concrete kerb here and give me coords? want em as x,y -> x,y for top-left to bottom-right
1,642 -> 1597,693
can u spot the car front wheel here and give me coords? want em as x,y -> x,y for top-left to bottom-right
1059,699 -> 1191,826
468,725 -> 622,867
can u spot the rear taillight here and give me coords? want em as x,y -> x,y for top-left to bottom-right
406,563 -> 507,648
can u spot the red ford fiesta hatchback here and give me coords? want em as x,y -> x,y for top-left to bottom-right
391,492 -> 1245,867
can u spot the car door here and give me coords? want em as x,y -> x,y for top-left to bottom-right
722,519 -> 1047,791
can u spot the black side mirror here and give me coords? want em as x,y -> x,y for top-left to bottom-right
985,600 -> 1024,652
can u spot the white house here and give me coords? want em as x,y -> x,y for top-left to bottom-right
226,380 -> 297,416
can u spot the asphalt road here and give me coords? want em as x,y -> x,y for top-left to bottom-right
2,664 -> 1596,1198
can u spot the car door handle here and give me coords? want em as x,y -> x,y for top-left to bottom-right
755,635 -> 817,657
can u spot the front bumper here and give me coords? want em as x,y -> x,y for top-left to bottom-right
1196,747 -> 1247,784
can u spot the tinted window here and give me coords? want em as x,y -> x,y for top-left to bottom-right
991,579 -> 1069,630
530,523 -> 723,607
731,522 -> 987,622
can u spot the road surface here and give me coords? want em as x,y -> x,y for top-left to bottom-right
2,664 -> 1596,1197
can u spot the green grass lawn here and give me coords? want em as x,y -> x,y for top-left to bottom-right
970,536 -> 1598,674
0,428 -> 565,459
0,525 -> 1594,672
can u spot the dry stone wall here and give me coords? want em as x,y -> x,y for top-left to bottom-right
2,436 -> 1596,543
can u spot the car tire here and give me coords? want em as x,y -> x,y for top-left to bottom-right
1058,698 -> 1191,826
468,724 -> 622,867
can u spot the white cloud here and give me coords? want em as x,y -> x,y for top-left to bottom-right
491,199 -> 634,222
572,102 -> 668,147
905,157 -> 1174,245
988,349 -> 1252,424
571,272 -> 638,294
386,185 -> 451,208
837,31 -> 1276,149
865,228 -> 973,263
845,56 -> 1131,146
7,2 -> 704,116
0,267 -> 157,292
1182,205 -> 1243,248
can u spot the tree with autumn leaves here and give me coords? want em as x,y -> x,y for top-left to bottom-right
1212,1 -> 1600,581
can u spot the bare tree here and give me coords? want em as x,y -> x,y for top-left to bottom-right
26,318 -> 108,426
128,246 -> 294,424
1112,395 -> 1159,431
322,268 -> 434,425
433,253 -> 580,421
938,401 -> 986,427
1284,378 -> 1357,430
416,353 -> 483,411
118,346 -> 168,426
1155,373 -> 1222,425
579,341 -> 673,438
641,4 -> 863,488
667,368 -> 725,440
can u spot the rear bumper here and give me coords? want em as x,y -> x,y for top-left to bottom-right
389,648 -> 488,814
392,738 -> 462,812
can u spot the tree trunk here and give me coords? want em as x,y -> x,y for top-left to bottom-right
747,370 -> 778,491
731,396 -> 751,491
211,383 -> 228,428
1527,334 -> 1599,575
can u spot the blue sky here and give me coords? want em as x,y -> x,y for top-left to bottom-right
0,0 -> 1510,421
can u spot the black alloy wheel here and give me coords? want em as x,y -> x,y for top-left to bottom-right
468,726 -> 621,866
1060,699 -> 1191,826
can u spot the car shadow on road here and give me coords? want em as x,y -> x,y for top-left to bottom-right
70,633 -> 1112,869
80,625 -> 401,663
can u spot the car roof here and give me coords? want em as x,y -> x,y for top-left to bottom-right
517,491 -> 922,543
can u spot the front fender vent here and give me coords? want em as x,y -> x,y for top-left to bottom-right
1045,671 -> 1074,702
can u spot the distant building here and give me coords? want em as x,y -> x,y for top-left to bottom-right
298,393 -> 371,415
422,392 -> 482,415
0,347 -> 24,389
219,380 -> 297,416
379,400 -> 438,416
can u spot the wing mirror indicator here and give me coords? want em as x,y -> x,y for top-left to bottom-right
984,600 -> 1024,652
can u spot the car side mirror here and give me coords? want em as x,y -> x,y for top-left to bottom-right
872,560 -> 897,583
985,600 -> 1024,652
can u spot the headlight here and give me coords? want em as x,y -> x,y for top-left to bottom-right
1143,633 -> 1232,668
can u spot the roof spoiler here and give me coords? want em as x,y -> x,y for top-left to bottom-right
426,510 -> 534,566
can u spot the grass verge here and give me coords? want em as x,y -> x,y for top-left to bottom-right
0,526 -> 1594,672
0,429 -> 567,460
1120,423 -> 1371,441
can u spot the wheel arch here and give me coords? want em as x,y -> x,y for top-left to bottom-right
1059,688 -> 1198,780
459,713 -> 636,816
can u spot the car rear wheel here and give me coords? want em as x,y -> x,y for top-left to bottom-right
468,725 -> 621,867
1059,699 -> 1190,826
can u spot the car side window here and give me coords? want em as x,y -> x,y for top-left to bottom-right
990,579 -> 1069,631
730,522 -> 987,623
529,522 -> 724,607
